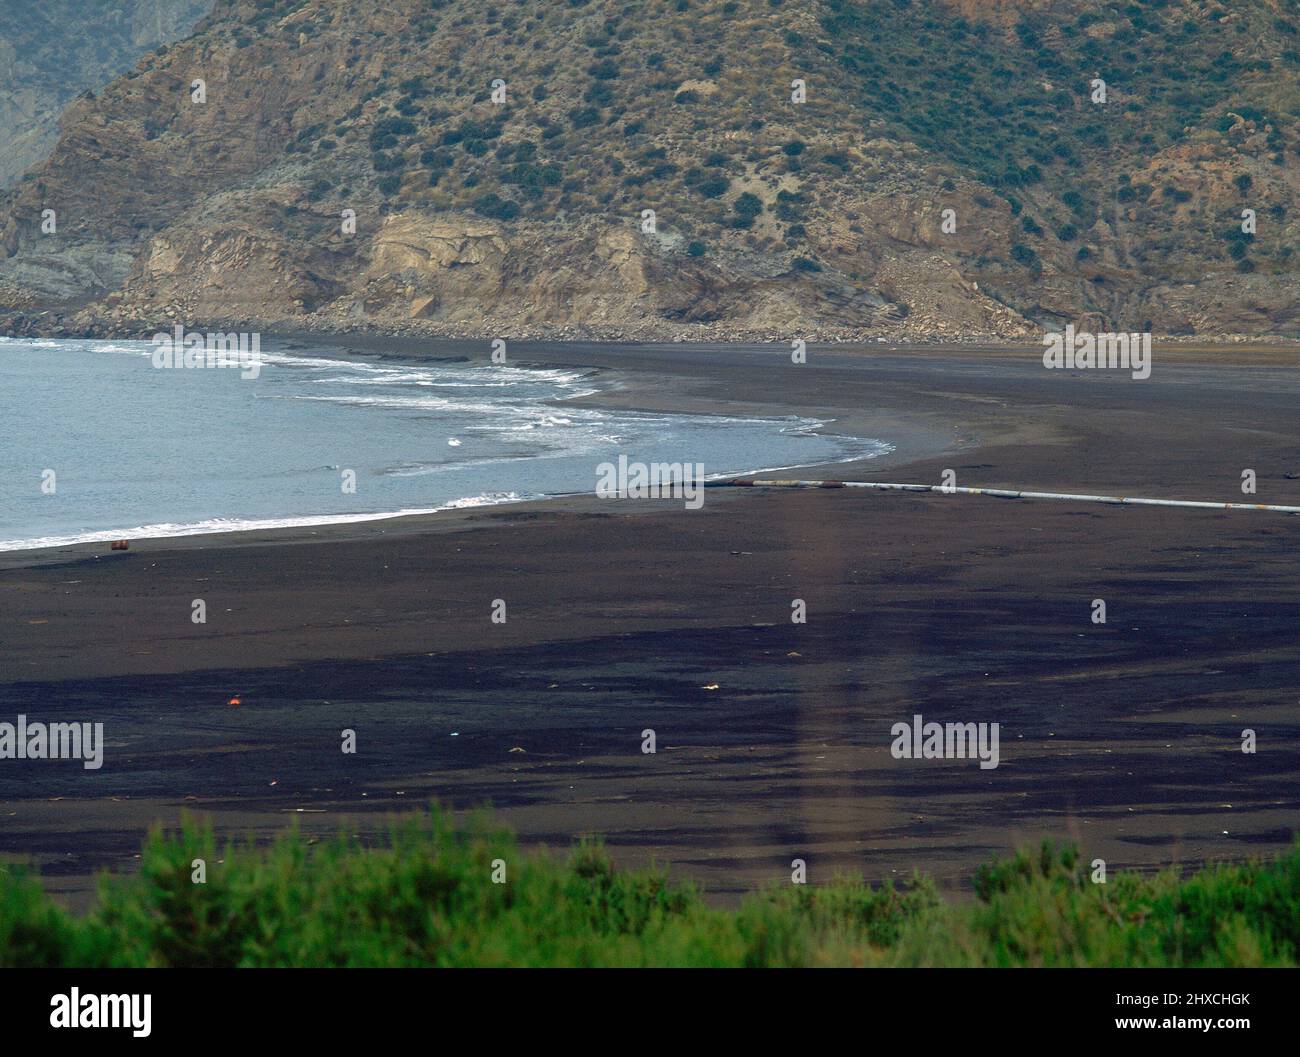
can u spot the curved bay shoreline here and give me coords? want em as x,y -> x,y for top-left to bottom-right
2,338 -> 1299,909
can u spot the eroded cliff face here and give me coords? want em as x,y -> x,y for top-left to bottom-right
1,0 -> 1296,341
0,0 -> 213,189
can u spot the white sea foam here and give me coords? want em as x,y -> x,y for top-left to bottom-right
0,492 -> 537,553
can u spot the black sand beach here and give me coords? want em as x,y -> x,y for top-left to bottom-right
3,340 -> 1299,908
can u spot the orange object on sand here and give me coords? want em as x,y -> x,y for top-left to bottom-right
227,696 -> 241,706
111,540 -> 130,551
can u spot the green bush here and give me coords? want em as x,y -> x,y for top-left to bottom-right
472,193 -> 519,220
733,192 -> 763,220
694,176 -> 729,198
1011,243 -> 1038,267
1,811 -> 1297,967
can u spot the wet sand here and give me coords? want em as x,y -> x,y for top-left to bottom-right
3,339 -> 1299,908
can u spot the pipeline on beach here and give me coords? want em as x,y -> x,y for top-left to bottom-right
706,478 -> 1300,515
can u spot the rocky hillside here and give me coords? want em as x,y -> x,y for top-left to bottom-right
1,0 -> 1297,340
0,0 -> 212,190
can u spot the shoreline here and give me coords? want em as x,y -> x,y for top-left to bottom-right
0,334 -> 934,561
32,328 -> 1300,562
3,335 -> 1299,909
7,307 -> 1300,348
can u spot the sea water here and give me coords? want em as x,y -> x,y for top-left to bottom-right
0,337 -> 890,551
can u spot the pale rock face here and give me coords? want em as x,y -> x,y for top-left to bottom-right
593,227 -> 652,295
367,214 -> 507,274
674,79 -> 719,97
143,239 -> 183,278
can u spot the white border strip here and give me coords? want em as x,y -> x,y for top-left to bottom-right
718,479 -> 1300,514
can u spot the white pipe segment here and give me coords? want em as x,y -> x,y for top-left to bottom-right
728,479 -> 1300,514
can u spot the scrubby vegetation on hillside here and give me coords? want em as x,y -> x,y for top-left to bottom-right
262,0 -> 1296,276
822,0 -> 1299,275
3,0 -> 1297,335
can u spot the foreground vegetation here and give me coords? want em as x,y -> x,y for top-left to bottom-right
2,808 -> 1297,967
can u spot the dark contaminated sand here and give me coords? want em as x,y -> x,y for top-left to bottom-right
2,340 -> 1299,908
